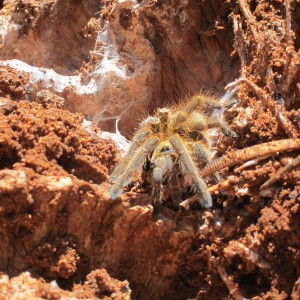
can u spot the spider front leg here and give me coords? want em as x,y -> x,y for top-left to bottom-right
110,136 -> 159,200
170,170 -> 183,208
169,134 -> 212,208
153,171 -> 183,212
152,151 -> 183,211
207,116 -> 238,138
151,141 -> 175,211
110,127 -> 153,181
151,183 -> 164,213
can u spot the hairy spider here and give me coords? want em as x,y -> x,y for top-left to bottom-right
109,93 -> 237,209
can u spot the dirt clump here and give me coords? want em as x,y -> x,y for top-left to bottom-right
0,65 -> 29,99
0,96 -> 299,299
0,99 -> 202,299
0,269 -> 130,299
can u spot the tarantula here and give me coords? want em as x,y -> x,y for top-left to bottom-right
110,93 -> 237,209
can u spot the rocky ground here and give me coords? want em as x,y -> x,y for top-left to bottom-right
0,0 -> 300,299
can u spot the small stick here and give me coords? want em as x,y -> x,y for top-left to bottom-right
207,177 -> 235,194
285,0 -> 292,43
237,0 -> 255,23
234,154 -> 272,173
260,153 -> 300,190
212,258 -> 247,300
282,0 -> 297,95
237,0 -> 258,40
224,241 -> 270,271
282,51 -> 300,93
233,15 -> 247,77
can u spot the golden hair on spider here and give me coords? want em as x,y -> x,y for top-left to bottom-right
110,93 -> 237,210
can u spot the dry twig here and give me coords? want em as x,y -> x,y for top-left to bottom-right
260,153 -> 300,190
212,258 -> 247,300
201,139 -> 300,177
233,15 -> 247,77
224,241 -> 270,271
237,0 -> 258,40
282,50 -> 300,93
285,0 -> 292,43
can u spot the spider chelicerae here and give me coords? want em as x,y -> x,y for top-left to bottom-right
109,93 -> 237,210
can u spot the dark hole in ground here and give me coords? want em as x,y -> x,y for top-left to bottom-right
56,155 -> 106,184
238,271 -> 271,298
0,146 -> 20,169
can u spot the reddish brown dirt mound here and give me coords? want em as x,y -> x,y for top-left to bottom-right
0,269 -> 130,299
0,65 -> 29,99
0,98 -> 299,299
0,100 -> 202,299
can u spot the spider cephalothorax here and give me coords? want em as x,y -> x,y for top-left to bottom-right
110,93 -> 237,209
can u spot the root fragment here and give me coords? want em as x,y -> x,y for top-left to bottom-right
285,0 -> 292,43
224,241 -> 270,271
233,154 -> 272,173
260,153 -> 300,190
207,176 -> 235,194
237,0 -> 258,39
213,258 -> 247,300
233,15 -> 247,77
282,50 -> 300,93
201,139 -> 300,177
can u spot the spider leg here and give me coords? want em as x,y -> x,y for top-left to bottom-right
170,171 -> 183,208
110,136 -> 159,200
152,173 -> 183,213
151,183 -> 165,213
192,141 -> 211,166
184,94 -> 208,114
185,112 -> 206,132
193,141 -> 221,183
151,151 -> 174,211
219,98 -> 237,109
152,153 -> 183,210
171,111 -> 188,130
110,128 -> 152,181
169,134 -> 212,208
184,93 -> 220,114
184,93 -> 236,114
157,108 -> 170,134
207,116 -> 238,138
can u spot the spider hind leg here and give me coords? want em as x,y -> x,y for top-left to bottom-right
207,116 -> 238,138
